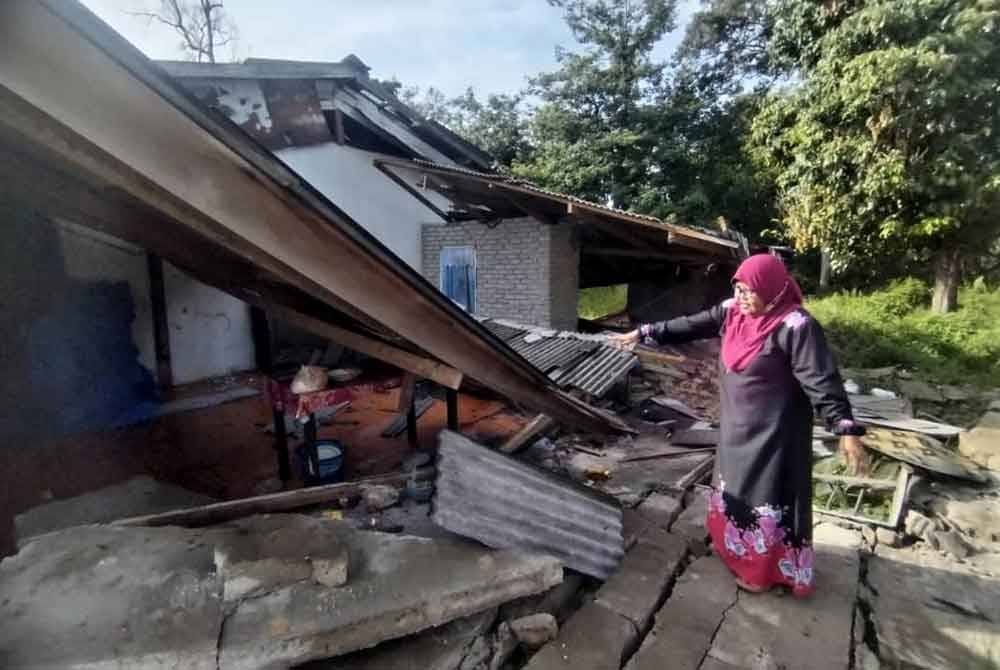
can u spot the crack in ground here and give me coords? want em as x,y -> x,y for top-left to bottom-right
854,550 -> 880,663
215,607 -> 233,670
618,548 -> 694,669
697,584 -> 740,670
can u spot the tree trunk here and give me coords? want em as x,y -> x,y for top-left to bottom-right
819,249 -> 832,292
932,247 -> 962,314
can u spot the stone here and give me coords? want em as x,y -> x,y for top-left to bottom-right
904,509 -> 938,541
627,557 -> 737,670
595,535 -> 687,632
523,601 -> 637,670
929,529 -> 974,559
488,622 -> 518,670
706,535 -> 860,670
898,378 -> 945,402
865,544 -> 1000,669
959,411 -> 1000,471
459,635 -> 493,670
307,610 -> 498,670
635,492 -> 683,530
13,475 -> 216,545
875,528 -> 899,548
361,484 -> 400,512
0,525 -> 224,670
813,522 -> 865,553
212,515 -> 350,601
941,384 -> 975,401
510,613 -> 558,649
932,495 -> 1000,542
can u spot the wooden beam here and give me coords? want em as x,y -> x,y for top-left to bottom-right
264,305 -> 463,390
499,414 -> 555,454
674,455 -> 716,491
492,185 -> 559,225
446,388 -> 459,430
397,372 -> 418,412
114,468 -> 435,528
332,108 -> 346,145
373,161 -> 451,222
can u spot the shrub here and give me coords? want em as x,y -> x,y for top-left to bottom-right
807,281 -> 1000,387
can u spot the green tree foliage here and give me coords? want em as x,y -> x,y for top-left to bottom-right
751,0 -> 1000,311
512,0 -> 677,208
401,85 -> 531,170
676,0 -> 776,91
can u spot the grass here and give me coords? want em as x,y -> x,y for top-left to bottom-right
578,284 -> 628,320
806,279 -> 1000,388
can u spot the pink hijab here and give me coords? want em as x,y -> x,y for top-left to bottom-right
722,254 -> 804,372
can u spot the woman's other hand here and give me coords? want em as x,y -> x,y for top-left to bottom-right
840,435 -> 869,476
608,329 -> 641,351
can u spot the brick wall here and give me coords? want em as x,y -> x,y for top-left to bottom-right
422,217 -> 579,330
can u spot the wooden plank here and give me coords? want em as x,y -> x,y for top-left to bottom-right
673,455 -> 716,491
381,396 -> 434,438
446,388 -> 459,430
114,468 -> 435,528
670,429 -> 719,447
267,306 -> 464,390
634,346 -> 687,367
499,414 -> 555,454
397,373 -> 417,413
622,446 -> 716,463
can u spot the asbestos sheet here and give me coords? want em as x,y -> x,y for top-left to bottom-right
864,428 -> 987,483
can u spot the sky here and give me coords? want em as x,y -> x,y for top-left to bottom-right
80,0 -> 700,99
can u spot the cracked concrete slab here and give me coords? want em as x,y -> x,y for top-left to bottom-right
864,544 -> 1000,669
0,515 -> 562,670
596,532 -> 687,632
626,556 -> 738,670
704,531 -> 861,670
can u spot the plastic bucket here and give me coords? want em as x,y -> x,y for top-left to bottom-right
299,439 -> 345,484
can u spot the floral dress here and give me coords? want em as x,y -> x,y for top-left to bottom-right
642,300 -> 863,596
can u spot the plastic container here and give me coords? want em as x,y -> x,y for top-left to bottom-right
298,439 -> 345,484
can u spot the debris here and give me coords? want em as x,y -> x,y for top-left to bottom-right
904,510 -> 940,542
650,396 -> 705,420
361,484 -> 401,512
523,601 -> 637,670
864,428 -> 987,483
500,414 -> 556,454
635,493 -> 683,530
432,430 -> 625,579
844,379 -> 862,394
897,378 -> 945,403
381,396 -> 434,438
871,387 -> 897,398
876,528 -> 899,548
510,613 -> 559,649
929,529 -> 975,559
622,447 -> 715,463
674,456 -> 716,492
858,416 -> 962,439
213,515 -> 350,600
291,364 -> 329,394
488,622 -> 518,670
328,367 -> 362,383
670,428 -> 719,447
813,457 -> 912,528
113,469 -> 434,528
958,406 -> 1000,471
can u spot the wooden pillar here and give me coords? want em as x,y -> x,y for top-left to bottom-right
446,388 -> 459,431
146,253 -> 172,389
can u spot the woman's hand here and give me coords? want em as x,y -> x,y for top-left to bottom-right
608,329 -> 641,351
840,435 -> 869,476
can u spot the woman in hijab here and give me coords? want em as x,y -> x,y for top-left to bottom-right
611,254 -> 867,597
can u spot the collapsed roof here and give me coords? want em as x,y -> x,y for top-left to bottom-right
0,0 -> 627,433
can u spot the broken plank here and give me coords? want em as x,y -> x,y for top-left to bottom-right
673,456 -> 716,491
397,372 -> 417,413
382,396 -> 434,438
634,346 -> 687,367
670,428 -> 719,447
499,414 -> 555,454
113,468 -> 434,528
622,447 -> 716,463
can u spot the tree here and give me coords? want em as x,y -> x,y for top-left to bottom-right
513,0 -> 677,208
676,0 -> 776,92
401,86 -> 532,170
134,0 -> 236,63
750,0 -> 1000,312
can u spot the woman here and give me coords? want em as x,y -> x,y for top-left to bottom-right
611,254 -> 867,597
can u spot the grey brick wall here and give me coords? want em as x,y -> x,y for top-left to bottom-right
422,217 -> 579,330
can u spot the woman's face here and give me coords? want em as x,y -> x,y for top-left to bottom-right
733,281 -> 766,316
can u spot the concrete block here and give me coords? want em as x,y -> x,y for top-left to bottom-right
524,601 -> 637,670
212,515 -> 350,601
510,613 -> 558,649
636,493 -> 683,530
672,492 -> 709,555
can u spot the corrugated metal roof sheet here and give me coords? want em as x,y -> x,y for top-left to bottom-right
383,158 -> 740,252
432,430 -> 624,579
481,320 -> 637,398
